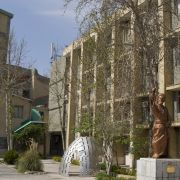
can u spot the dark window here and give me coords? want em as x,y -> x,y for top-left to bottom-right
174,0 -> 180,17
14,106 -> 23,118
0,137 -> 7,149
23,90 -> 30,98
177,91 -> 180,113
142,100 -> 150,123
122,21 -> 130,44
173,45 -> 180,67
39,111 -> 44,120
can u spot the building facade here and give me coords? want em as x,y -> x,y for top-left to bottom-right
0,67 -> 50,154
0,9 -> 50,155
0,9 -> 13,153
48,0 -> 180,166
0,9 -> 13,65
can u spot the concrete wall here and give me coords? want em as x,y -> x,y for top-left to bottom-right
32,69 -> 49,99
12,96 -> 31,130
0,10 -> 13,64
49,57 -> 66,132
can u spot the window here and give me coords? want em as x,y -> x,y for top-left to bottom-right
177,91 -> 180,113
142,100 -> 150,123
173,37 -> 180,66
172,0 -> 180,29
122,21 -> 130,44
122,29 -> 130,43
39,111 -> 44,120
0,137 -> 7,149
169,36 -> 180,66
174,0 -> 180,17
22,90 -> 30,99
14,106 -> 23,118
174,47 -> 180,66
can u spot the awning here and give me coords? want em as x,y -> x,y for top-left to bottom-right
31,108 -> 41,121
14,121 -> 45,133
14,108 -> 45,133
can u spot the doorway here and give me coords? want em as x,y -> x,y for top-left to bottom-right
50,133 -> 63,156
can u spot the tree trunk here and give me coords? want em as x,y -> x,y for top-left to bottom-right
103,138 -> 113,175
6,90 -> 13,150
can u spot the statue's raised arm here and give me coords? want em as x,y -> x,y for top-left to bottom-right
149,88 -> 157,108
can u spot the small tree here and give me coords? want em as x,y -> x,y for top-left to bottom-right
13,124 -> 45,151
0,30 -> 32,150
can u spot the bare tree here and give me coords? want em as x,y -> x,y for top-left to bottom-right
0,30 -> 32,150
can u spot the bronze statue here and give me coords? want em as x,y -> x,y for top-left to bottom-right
150,88 -> 169,158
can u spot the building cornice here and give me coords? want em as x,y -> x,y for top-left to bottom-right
0,9 -> 13,19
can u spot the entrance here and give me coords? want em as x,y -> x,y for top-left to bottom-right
50,133 -> 63,156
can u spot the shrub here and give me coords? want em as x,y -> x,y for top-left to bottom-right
3,150 -> 19,164
71,159 -> 80,165
96,172 -> 110,180
17,139 -> 43,172
96,172 -> 121,180
14,124 -> 45,151
52,156 -> 62,162
111,165 -> 119,172
113,167 -> 136,176
98,162 -> 106,170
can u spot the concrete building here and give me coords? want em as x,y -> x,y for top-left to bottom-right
0,9 -> 50,155
0,67 -> 50,154
0,9 -> 13,153
48,0 -> 180,166
0,9 -> 13,64
49,56 -> 69,156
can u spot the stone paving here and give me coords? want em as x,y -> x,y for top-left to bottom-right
0,159 -> 95,180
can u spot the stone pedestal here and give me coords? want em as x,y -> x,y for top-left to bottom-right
137,158 -> 180,180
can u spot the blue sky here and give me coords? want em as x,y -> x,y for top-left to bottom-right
0,0 -> 79,75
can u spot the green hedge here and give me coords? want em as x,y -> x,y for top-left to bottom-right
52,156 -> 62,162
71,159 -> 80,165
3,150 -> 19,164
97,163 -> 136,176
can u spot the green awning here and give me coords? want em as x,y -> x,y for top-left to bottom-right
31,108 -> 41,121
14,121 -> 45,133
14,108 -> 45,133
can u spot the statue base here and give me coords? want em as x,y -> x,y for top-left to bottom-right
137,158 -> 180,180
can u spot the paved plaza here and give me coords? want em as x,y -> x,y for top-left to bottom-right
0,159 -> 95,180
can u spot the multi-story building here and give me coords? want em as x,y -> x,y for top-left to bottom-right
0,67 -> 50,154
49,0 -> 180,166
13,69 -> 50,155
0,9 -> 50,155
0,9 -> 13,153
0,9 -> 13,64
49,56 -> 70,156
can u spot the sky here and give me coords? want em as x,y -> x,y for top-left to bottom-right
0,0 -> 79,76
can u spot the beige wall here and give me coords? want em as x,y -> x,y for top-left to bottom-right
0,10 -> 12,137
0,13 -> 10,33
0,11 -> 12,64
12,96 -> 31,130
49,58 -> 66,132
0,93 -> 7,137
32,70 -> 49,99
